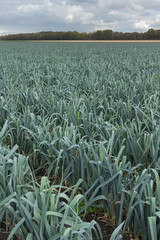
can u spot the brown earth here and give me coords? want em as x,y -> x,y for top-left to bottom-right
84,211 -> 132,240
25,40 -> 160,43
0,222 -> 18,240
1,212 -> 132,240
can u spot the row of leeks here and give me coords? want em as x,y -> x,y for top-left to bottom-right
0,120 -> 160,239
0,128 -> 108,240
0,42 -> 160,239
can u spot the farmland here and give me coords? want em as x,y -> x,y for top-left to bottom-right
0,42 -> 160,239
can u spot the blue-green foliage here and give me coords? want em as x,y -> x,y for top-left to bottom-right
0,42 -> 160,239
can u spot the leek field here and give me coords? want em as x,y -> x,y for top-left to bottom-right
0,42 -> 160,240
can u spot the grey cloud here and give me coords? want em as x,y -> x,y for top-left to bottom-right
138,0 -> 160,10
0,0 -> 159,35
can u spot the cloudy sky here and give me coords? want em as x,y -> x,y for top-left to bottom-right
0,0 -> 160,35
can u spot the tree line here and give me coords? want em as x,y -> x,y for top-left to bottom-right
0,28 -> 160,41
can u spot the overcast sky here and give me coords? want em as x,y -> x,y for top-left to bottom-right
0,0 -> 160,35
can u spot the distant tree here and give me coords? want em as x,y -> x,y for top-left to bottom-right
1,28 -> 160,41
122,32 -> 132,40
146,28 -> 156,40
155,30 -> 160,40
92,30 -> 113,40
92,30 -> 103,40
103,30 -> 113,40
132,32 -> 140,40
113,32 -> 120,40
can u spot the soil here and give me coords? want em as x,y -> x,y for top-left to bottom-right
0,231 -> 18,240
1,213 -> 132,240
0,222 -> 18,240
26,40 -> 160,42
0,171 -> 131,240
0,218 -> 133,240
0,232 -> 9,240
84,211 -> 131,240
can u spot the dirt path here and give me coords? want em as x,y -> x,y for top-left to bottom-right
25,40 -> 160,43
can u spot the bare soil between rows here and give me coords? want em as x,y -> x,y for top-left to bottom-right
0,212 -> 131,240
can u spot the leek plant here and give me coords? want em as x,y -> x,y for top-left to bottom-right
0,42 -> 160,239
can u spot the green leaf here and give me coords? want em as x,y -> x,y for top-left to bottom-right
148,216 -> 157,240
7,218 -> 25,240
110,222 -> 124,240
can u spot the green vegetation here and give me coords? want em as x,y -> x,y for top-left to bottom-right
0,42 -> 160,239
0,28 -> 160,41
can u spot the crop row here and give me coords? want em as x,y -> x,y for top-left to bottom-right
0,42 -> 160,239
